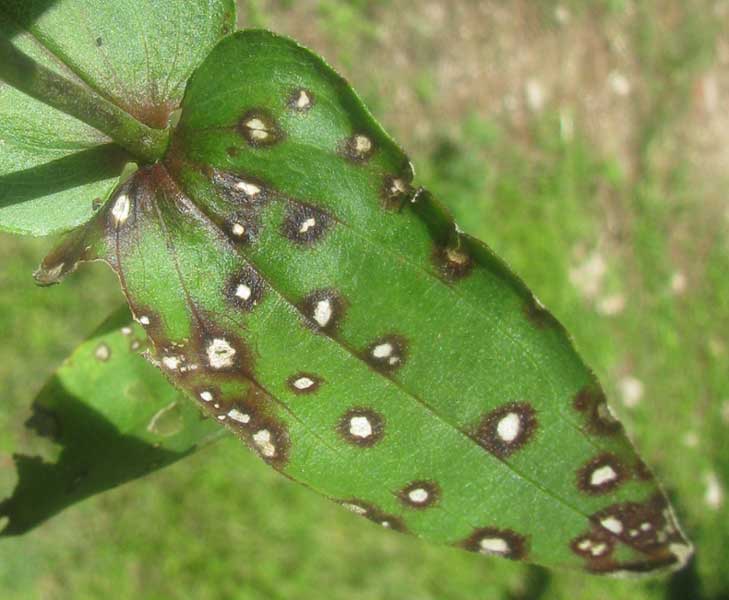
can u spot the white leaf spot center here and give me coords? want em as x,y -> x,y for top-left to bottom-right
111,193 -> 130,225
227,409 -> 251,424
207,338 -> 236,369
590,465 -> 618,487
479,537 -> 509,555
234,180 -> 261,196
349,416 -> 373,438
313,299 -> 333,327
299,217 -> 317,234
253,429 -> 276,457
372,343 -> 393,359
236,284 -> 252,301
600,517 -> 624,535
293,377 -> 315,390
354,135 -> 372,154
407,488 -> 429,504
496,413 -> 521,443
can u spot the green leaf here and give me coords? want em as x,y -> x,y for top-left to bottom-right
0,306 -> 223,535
0,0 -> 235,235
36,30 -> 692,575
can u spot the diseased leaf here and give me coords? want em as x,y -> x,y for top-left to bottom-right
0,0 -> 235,235
36,30 -> 693,574
0,306 -> 223,535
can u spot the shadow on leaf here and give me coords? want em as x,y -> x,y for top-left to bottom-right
0,376 -> 187,536
0,0 -> 61,40
0,144 -> 128,210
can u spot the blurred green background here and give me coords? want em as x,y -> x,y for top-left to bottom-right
1,1 -> 728,598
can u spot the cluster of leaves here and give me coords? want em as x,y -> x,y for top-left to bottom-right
0,0 -> 694,579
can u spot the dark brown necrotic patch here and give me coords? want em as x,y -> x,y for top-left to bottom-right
381,174 -> 414,211
363,335 -> 408,373
188,321 -> 252,377
338,498 -> 408,533
202,383 -> 290,469
523,295 -> 560,329
473,402 -> 538,459
572,385 -> 622,436
586,554 -> 682,575
297,288 -> 346,334
460,527 -> 529,560
225,211 -> 261,246
224,265 -> 265,312
577,453 -> 628,495
433,244 -> 473,282
288,88 -> 314,112
238,109 -> 284,147
590,494 -> 687,555
570,529 -> 615,562
281,202 -> 333,245
634,459 -> 654,481
571,494 -> 689,574
341,133 -> 377,163
337,408 -> 385,447
287,372 -> 324,395
211,170 -> 269,206
397,480 -> 440,509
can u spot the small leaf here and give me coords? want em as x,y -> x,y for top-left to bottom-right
37,30 -> 692,574
0,306 -> 223,535
0,0 -> 235,235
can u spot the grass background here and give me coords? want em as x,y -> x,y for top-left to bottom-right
1,1 -> 728,598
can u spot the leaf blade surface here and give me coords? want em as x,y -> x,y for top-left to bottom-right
37,30 -> 692,574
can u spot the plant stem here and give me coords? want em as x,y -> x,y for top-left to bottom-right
0,36 -> 169,163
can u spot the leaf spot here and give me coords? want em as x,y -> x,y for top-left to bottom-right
288,373 -> 323,394
577,453 -> 627,495
281,203 -> 333,245
94,342 -> 111,362
289,88 -> 314,111
298,289 -> 345,333
473,402 -> 537,458
364,335 -> 407,373
238,110 -> 283,147
199,391 -> 213,403
226,267 -> 265,312
433,243 -> 473,281
461,527 -> 528,560
338,408 -> 385,447
342,133 -> 376,162
573,386 -> 622,435
398,480 -> 440,509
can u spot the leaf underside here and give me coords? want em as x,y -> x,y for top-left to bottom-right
0,0 -> 235,235
0,306 -> 223,536
36,30 -> 692,574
